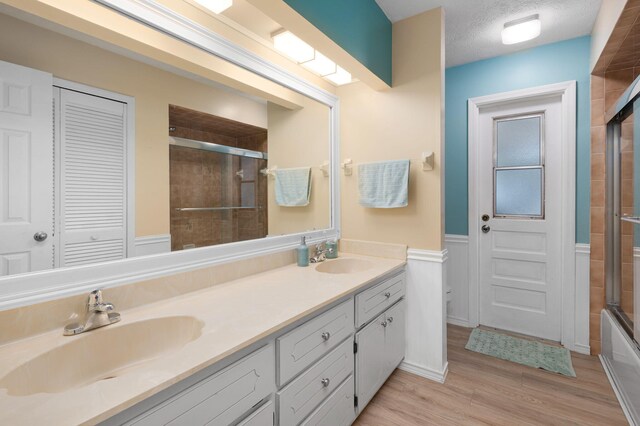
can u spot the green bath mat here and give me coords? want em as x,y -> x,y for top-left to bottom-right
465,328 -> 576,377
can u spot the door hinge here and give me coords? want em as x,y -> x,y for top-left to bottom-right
354,395 -> 358,407
353,341 -> 358,353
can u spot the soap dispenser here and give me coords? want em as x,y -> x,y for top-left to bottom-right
297,236 -> 309,267
326,239 -> 338,259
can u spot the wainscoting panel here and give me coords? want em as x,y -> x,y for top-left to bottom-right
400,248 -> 449,383
134,235 -> 171,257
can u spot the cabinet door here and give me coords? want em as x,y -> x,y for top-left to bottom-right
355,311 -> 386,411
384,299 -> 406,372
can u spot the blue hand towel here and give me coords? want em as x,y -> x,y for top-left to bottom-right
358,160 -> 410,208
275,167 -> 311,207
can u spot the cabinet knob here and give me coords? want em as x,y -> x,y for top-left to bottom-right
321,331 -> 331,341
381,321 -> 388,327
384,292 -> 391,298
321,378 -> 330,387
387,317 -> 394,323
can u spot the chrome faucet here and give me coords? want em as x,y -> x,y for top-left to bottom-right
310,241 -> 332,263
63,290 -> 121,336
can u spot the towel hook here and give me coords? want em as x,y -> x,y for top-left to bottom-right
260,166 -> 277,177
341,159 -> 353,176
319,161 -> 330,177
422,152 -> 434,171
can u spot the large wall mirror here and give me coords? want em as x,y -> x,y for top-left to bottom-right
0,0 -> 339,308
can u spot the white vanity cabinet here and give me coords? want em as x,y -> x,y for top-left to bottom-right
105,268 -> 406,426
120,344 -> 275,426
354,278 -> 406,412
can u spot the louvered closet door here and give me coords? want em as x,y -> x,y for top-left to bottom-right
59,89 -> 127,267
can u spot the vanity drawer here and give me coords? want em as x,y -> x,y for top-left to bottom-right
277,337 -> 354,426
355,272 -> 405,328
129,345 -> 274,426
300,375 -> 355,426
237,400 -> 274,426
277,300 -> 354,386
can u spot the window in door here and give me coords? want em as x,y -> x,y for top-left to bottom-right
493,113 -> 545,219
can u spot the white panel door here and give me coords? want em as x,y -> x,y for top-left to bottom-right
0,60 -> 53,276
478,95 -> 562,340
58,88 -> 127,267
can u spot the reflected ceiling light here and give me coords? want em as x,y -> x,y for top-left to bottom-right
301,51 -> 337,76
272,30 -> 315,63
501,14 -> 541,45
194,0 -> 232,14
325,66 -> 352,85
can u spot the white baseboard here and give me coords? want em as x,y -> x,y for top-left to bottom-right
573,343 -> 591,355
399,360 -> 449,384
134,234 -> 171,257
447,316 -> 470,328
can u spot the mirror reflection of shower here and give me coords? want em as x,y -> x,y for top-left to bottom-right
168,105 -> 268,251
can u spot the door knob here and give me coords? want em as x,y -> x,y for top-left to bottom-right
481,225 -> 490,234
33,232 -> 48,242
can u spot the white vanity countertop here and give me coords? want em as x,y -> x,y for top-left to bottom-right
0,253 -> 405,425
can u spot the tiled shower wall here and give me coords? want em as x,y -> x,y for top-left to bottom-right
589,0 -> 640,354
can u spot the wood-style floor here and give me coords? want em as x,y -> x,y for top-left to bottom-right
354,325 -> 628,426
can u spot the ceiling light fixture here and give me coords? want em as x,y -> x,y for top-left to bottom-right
271,29 -> 352,86
271,30 -> 315,63
194,0 -> 233,14
501,14 -> 541,45
325,66 -> 352,86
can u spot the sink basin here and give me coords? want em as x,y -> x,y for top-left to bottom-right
0,315 -> 203,396
315,258 -> 374,274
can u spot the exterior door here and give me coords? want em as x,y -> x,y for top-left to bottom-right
477,95 -> 562,341
0,60 -> 53,276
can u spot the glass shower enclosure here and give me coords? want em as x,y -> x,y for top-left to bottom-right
607,80 -> 640,346
169,137 -> 268,251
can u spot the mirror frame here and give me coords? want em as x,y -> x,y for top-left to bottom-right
0,0 -> 340,310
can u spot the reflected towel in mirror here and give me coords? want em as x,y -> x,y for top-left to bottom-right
358,160 -> 410,208
275,167 -> 312,207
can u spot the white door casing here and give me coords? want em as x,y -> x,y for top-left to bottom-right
468,82 -> 577,347
478,98 -> 562,340
0,60 -> 53,276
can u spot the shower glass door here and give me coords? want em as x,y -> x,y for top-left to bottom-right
610,96 -> 640,344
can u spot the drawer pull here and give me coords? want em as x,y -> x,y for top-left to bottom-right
321,378 -> 330,387
321,332 -> 331,341
381,321 -> 388,327
384,292 -> 391,298
387,316 -> 394,323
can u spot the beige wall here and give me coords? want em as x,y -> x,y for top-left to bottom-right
338,8 -> 445,251
0,13 -> 268,236
267,100 -> 331,235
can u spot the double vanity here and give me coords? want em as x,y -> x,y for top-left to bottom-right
0,248 -> 407,425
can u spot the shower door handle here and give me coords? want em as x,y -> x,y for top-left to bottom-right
481,225 -> 490,234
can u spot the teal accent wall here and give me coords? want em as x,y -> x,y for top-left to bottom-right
283,0 -> 392,85
445,36 -> 591,243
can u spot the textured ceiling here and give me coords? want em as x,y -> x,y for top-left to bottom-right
375,0 -> 602,67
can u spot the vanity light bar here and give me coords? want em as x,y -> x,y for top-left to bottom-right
271,30 -> 352,85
